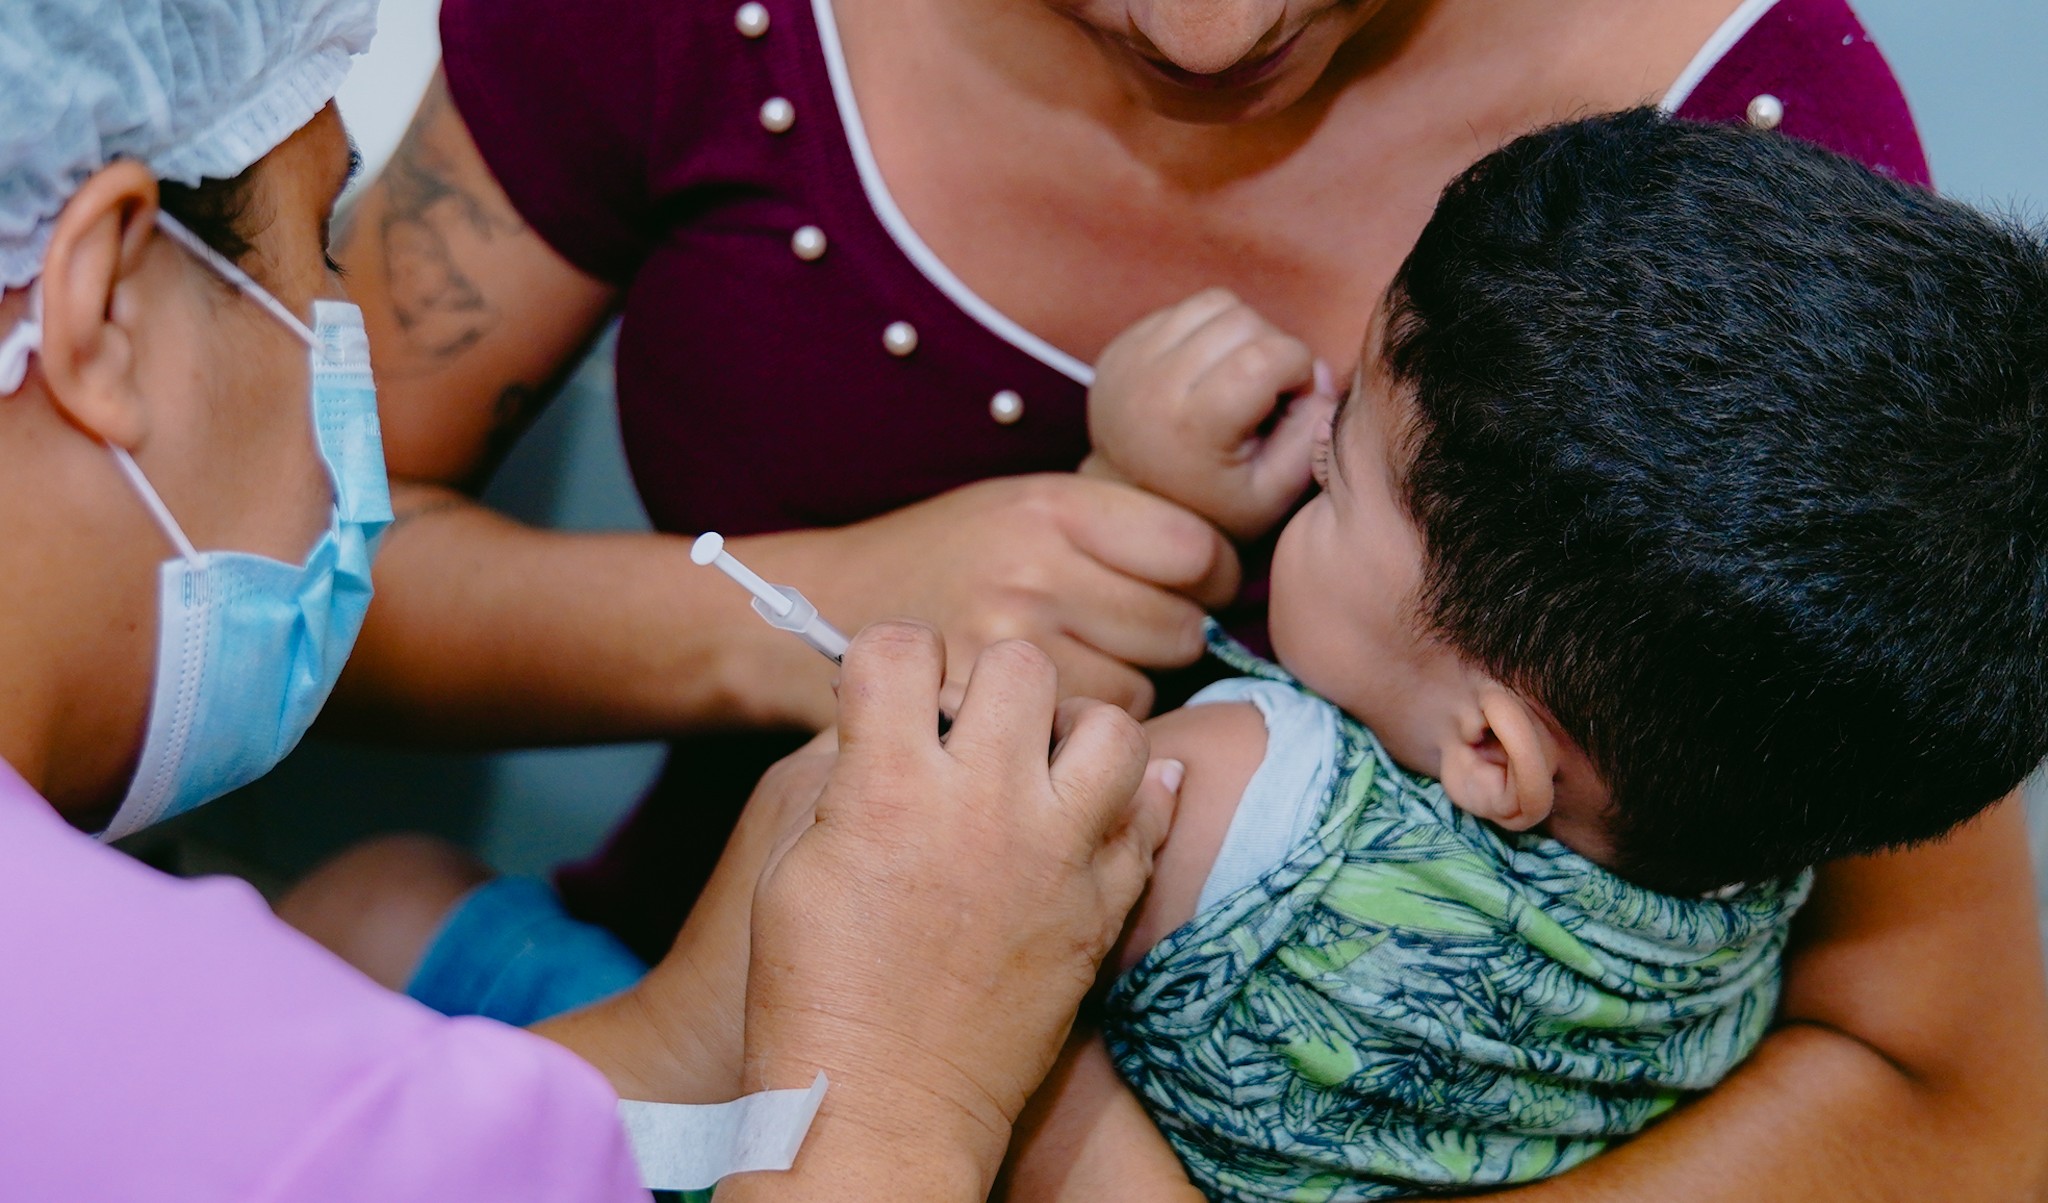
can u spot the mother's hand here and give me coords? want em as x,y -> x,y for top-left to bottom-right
725,622 -> 1184,1202
745,474 -> 1240,725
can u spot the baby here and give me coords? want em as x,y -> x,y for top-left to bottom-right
1071,108 -> 2048,1200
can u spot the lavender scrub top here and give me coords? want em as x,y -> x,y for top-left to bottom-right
438,0 -> 1930,959
0,757 -> 645,1201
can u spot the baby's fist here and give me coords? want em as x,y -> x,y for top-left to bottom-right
1086,288 -> 1338,540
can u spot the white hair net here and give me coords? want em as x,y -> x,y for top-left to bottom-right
0,0 -> 377,292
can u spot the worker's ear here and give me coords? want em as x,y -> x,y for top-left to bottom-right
34,160 -> 163,451
1436,683 -> 1558,832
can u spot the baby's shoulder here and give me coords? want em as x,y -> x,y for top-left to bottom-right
1147,681 -> 1328,850
1145,696 -> 1270,779
1142,700 -> 1272,877
1111,700 -> 1271,974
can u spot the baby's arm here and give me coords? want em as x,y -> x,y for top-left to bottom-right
1083,289 -> 1337,541
998,1034 -> 1208,1203
1107,701 -> 1269,975
999,701 -> 1269,1203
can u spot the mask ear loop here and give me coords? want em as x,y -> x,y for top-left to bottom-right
153,212 -> 318,350
122,212 -> 329,561
110,447 -> 200,562
0,280 -> 43,395
5,209 -> 320,396
7,211 -> 336,561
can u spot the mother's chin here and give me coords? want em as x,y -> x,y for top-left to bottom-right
1070,2 -> 1379,125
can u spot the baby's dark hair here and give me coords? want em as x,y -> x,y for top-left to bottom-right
1385,108 -> 2048,894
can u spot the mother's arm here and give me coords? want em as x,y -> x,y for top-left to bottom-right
1001,799 -> 2048,1202
328,71 -> 1238,747
326,69 -> 805,743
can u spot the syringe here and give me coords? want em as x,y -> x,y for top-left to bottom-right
691,532 -> 851,662
692,532 -> 953,736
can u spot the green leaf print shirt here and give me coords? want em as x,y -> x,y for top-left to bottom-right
1104,625 -> 1811,1202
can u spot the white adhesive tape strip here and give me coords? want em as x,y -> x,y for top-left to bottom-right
616,1073 -> 829,1192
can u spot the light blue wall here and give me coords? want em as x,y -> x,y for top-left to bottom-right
178,0 -> 2048,889
1851,0 -> 2048,909
1855,0 -> 2048,211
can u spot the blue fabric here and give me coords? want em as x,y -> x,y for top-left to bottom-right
406,877 -> 649,1027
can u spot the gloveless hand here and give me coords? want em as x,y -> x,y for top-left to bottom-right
1086,288 -> 1340,540
738,622 -> 1183,1193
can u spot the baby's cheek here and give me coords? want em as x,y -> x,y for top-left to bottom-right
1268,506 -> 1339,678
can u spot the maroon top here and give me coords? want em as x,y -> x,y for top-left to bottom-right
439,0 -> 1931,959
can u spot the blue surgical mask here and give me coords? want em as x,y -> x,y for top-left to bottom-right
98,213 -> 391,840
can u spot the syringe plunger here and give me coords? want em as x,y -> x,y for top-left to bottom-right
692,531 -> 849,662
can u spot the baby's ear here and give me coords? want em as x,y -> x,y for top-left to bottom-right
1436,685 -> 1557,832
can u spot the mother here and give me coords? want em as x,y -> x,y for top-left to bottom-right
300,0 -> 2048,1195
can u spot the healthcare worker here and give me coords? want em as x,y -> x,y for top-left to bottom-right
0,3 -> 1180,1198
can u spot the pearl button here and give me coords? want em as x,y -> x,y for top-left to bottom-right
1746,93 -> 1784,131
791,225 -> 828,261
759,96 -> 796,134
989,390 -> 1025,425
735,2 -> 770,37
883,321 -> 919,357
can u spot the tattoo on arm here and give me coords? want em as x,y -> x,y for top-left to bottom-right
378,79 -> 527,363
482,381 -> 551,469
380,379 -> 552,508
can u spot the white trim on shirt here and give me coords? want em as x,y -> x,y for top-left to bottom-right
809,0 -> 1097,385
810,0 -> 1786,390
1662,0 -> 1785,113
